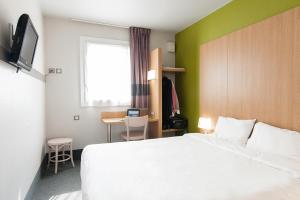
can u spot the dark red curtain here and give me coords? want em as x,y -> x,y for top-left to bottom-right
129,27 -> 151,108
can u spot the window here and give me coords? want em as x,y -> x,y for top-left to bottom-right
80,37 -> 131,107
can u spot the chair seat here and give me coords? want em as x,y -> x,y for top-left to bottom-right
48,138 -> 72,146
121,131 -> 145,141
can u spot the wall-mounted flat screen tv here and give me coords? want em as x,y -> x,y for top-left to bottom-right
10,14 -> 38,71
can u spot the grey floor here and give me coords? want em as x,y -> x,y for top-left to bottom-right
32,160 -> 82,200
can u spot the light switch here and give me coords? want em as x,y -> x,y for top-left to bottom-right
56,68 -> 63,74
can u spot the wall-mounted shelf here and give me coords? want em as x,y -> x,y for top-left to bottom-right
162,67 -> 185,73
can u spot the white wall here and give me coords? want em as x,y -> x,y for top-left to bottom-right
0,0 -> 45,199
44,17 -> 175,149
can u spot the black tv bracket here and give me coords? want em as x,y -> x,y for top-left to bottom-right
8,23 -> 21,73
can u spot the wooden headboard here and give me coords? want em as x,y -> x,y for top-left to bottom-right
200,7 -> 300,132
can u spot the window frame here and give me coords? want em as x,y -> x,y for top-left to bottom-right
79,36 -> 131,107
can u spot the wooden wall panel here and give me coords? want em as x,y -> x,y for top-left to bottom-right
228,9 -> 294,128
200,37 -> 228,127
199,7 -> 300,132
260,10 -> 294,128
227,27 -> 253,119
293,8 -> 300,131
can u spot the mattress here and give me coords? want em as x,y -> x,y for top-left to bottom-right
81,134 -> 300,200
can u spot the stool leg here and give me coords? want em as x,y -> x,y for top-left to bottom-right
55,145 -> 58,174
70,142 -> 75,167
63,145 -> 65,164
47,148 -> 51,168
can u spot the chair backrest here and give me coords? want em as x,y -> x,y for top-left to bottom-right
124,115 -> 149,140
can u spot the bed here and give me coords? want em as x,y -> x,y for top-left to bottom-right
81,132 -> 300,200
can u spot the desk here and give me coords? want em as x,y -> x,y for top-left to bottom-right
101,117 -> 158,143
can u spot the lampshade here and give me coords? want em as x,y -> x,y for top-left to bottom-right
147,70 -> 156,80
198,117 -> 212,130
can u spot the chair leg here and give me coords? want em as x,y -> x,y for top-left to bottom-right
70,142 -> 75,167
55,145 -> 58,174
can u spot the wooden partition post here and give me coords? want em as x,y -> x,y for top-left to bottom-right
148,48 -> 163,138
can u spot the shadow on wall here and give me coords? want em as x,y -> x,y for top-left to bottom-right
0,8 -> 10,50
0,8 -> 12,64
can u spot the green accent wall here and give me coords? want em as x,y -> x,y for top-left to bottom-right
175,0 -> 300,132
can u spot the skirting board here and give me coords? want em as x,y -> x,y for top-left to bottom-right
24,149 -> 83,200
24,156 -> 45,200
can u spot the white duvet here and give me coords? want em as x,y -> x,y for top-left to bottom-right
81,134 -> 300,200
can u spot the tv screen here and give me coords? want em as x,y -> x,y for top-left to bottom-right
10,14 -> 38,71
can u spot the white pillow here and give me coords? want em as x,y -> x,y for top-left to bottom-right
247,122 -> 300,160
215,116 -> 256,146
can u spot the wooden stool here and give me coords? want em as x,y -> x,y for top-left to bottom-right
47,138 -> 75,174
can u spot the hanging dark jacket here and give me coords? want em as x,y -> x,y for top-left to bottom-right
162,77 -> 172,129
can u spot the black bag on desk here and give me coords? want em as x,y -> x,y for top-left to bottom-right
169,114 -> 188,130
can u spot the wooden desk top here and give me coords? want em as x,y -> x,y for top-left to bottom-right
102,117 -> 158,124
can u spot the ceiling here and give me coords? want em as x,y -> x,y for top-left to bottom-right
40,0 -> 231,32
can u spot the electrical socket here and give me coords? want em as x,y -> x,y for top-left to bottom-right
74,115 -> 80,120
